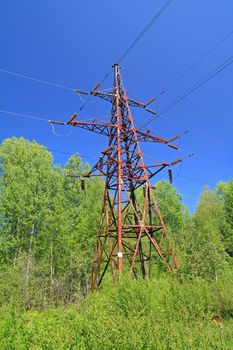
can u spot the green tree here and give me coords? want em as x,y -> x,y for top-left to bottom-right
216,180 -> 233,258
184,187 -> 228,279
135,180 -> 189,272
61,154 -> 103,297
153,180 -> 188,232
0,137 -> 63,305
0,137 -> 55,261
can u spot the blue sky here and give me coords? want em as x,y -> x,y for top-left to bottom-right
0,0 -> 232,212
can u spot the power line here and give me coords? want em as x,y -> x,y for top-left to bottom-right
80,0 -> 175,111
78,68 -> 113,113
0,108 -> 218,169
0,109 -> 100,160
0,1 -> 174,115
0,109 -> 49,122
172,160 -> 183,183
1,105 -> 231,169
0,68 -> 74,91
0,67 -> 92,104
125,69 -> 229,145
0,110 -> 225,191
1,71 -> 231,172
117,0 -> 175,64
177,174 -> 215,187
126,68 -> 233,130
194,127 -> 233,154
162,29 -> 233,93
180,149 -> 232,170
0,110 -> 94,160
48,148 -> 94,160
126,71 -> 233,169
143,54 -> 233,128
143,152 -> 216,188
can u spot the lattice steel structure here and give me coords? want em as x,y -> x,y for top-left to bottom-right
50,64 -> 181,290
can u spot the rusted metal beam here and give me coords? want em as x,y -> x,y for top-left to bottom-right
63,64 -> 179,290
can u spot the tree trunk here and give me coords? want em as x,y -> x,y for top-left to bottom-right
25,225 -> 34,306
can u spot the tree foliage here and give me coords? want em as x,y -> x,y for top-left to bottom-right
0,138 -> 103,305
216,180 -> 233,258
0,137 -> 232,348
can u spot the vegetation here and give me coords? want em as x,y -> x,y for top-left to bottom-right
0,137 -> 232,349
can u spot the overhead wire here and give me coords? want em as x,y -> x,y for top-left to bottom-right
125,71 -> 233,166
126,68 -> 233,134
0,109 -> 49,122
0,110 -> 95,160
0,0 -> 174,115
48,148 -> 94,160
1,108 -> 231,169
161,29 -> 233,93
0,68 -> 74,91
0,109 -> 110,133
78,69 -> 113,113
178,174 -> 215,187
186,97 -> 233,155
117,0 -> 175,64
0,68 -> 90,103
126,78 -> 223,145
50,123 -> 73,137
76,0 -> 175,113
0,2 -> 230,193
0,110 -> 223,198
126,70 -> 233,164
125,28 -> 233,101
0,108 -> 74,137
142,54 -> 233,128
142,151 -> 215,188
194,127 -> 233,154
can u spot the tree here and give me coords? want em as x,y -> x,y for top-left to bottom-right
152,180 -> 191,271
61,154 -> 104,297
153,180 -> 187,232
0,140 -> 104,304
0,137 -> 55,261
184,187 -> 228,279
0,137 -> 64,305
216,180 -> 233,258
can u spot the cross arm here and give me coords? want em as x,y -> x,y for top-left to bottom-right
135,129 -> 180,149
67,113 -> 115,137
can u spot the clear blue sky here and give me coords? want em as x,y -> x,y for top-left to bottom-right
0,0 -> 233,212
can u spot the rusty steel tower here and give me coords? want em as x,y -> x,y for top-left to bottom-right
50,64 -> 181,290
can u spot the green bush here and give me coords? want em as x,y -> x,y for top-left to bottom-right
0,276 -> 232,350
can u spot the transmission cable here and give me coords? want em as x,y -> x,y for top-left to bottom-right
48,148 -> 94,160
0,109 -> 49,122
143,152 -> 215,188
117,0 -> 175,64
161,29 -> 233,93
0,110 -> 229,187
0,68 -> 91,103
1,108 -> 231,169
177,174 -> 215,187
194,127 -> 233,155
0,68 -> 75,91
126,68 -> 233,146
156,54 -> 233,118
142,54 -> 233,128
126,76 -> 224,145
0,0 -> 174,114
83,0 -> 175,111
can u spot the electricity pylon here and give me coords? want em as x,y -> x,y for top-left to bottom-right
50,64 -> 181,290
